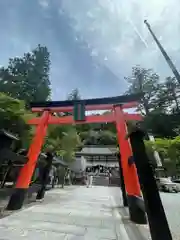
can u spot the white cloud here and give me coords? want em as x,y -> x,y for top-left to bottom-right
0,0 -> 179,99
38,0 -> 49,9
61,0 -> 180,79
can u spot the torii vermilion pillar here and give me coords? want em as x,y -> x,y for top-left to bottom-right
7,111 -> 50,210
7,94 -> 146,224
114,105 -> 146,224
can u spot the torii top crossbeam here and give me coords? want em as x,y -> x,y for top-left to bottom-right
29,93 -> 143,125
30,93 -> 142,112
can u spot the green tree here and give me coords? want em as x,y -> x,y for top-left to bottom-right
0,93 -> 34,149
83,130 -> 99,145
82,130 -> 117,145
44,125 -> 82,163
0,44 -> 51,103
97,130 -> 117,145
60,128 -> 81,162
79,131 -> 90,141
159,77 -> 180,113
125,66 -> 180,138
76,124 -> 91,134
146,137 -> 180,176
62,88 -> 81,117
67,88 -> 81,100
146,76 -> 180,137
125,66 -> 159,114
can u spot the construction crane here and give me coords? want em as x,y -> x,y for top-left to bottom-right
144,19 -> 180,85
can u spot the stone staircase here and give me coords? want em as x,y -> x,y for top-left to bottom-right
92,176 -> 109,186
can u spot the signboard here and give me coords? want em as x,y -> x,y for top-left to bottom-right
73,102 -> 86,121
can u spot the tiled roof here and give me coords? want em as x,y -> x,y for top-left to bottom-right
79,145 -> 117,155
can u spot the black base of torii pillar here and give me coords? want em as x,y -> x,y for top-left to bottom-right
128,126 -> 172,240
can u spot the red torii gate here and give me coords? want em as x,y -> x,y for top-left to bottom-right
7,93 -> 146,224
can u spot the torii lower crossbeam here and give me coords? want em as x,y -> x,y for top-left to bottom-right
29,113 -> 142,125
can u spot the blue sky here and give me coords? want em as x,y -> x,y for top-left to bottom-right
0,0 -> 180,100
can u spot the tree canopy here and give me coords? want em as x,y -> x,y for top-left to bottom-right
126,65 -> 180,175
44,125 -> 82,162
0,44 -> 51,104
0,92 -> 34,149
67,88 -> 81,101
125,66 -> 159,115
126,65 -> 180,138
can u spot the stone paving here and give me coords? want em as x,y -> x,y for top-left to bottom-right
0,186 -> 149,240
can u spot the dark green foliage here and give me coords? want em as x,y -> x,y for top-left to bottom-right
67,88 -> 81,101
125,66 -> 159,115
0,44 -> 51,149
0,44 -> 51,103
126,65 -> 180,138
0,93 -> 34,149
81,130 -> 117,145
